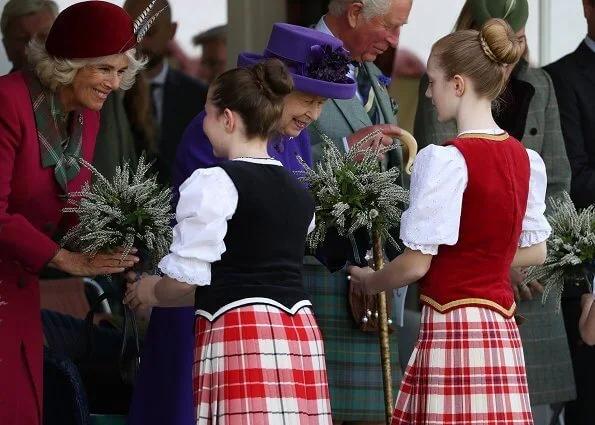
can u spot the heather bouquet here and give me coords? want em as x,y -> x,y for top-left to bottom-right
523,191 -> 595,311
296,128 -> 417,424
60,154 -> 173,274
296,130 -> 411,253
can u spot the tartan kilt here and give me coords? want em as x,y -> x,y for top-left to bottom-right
303,262 -> 403,422
193,304 -> 332,425
516,295 -> 575,405
392,306 -> 533,425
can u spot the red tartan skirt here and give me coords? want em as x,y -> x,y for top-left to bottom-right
392,306 -> 533,425
193,304 -> 332,425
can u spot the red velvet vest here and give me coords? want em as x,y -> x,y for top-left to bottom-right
418,133 -> 530,318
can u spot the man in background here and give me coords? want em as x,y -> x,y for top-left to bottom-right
192,24 -> 227,84
307,1 -> 412,423
545,1 -> 595,423
123,0 -> 208,186
1,0 -> 56,72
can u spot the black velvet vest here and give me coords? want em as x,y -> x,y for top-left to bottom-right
194,160 -> 315,319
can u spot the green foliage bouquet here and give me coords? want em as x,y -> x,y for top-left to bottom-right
523,191 -> 595,311
296,130 -> 409,252
60,155 -> 173,273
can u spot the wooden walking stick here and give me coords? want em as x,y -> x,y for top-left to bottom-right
372,230 -> 393,425
375,130 -> 417,425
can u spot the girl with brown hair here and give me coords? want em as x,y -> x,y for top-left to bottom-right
124,58 -> 332,424
348,18 -> 549,424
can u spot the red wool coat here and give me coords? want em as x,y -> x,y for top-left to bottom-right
0,71 -> 99,425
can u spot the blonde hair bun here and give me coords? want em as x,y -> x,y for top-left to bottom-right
479,18 -> 522,66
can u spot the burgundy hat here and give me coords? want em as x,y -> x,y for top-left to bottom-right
237,23 -> 356,100
45,0 -> 166,60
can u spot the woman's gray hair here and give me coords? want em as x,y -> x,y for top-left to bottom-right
328,0 -> 391,21
27,40 -> 146,92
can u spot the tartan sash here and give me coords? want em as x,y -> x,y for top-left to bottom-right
24,71 -> 84,193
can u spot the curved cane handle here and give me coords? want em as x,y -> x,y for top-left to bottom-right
397,129 -> 418,175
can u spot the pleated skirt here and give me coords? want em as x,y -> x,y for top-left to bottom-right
392,306 -> 533,425
193,304 -> 332,425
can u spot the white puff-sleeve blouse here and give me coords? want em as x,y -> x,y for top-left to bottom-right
158,158 -> 315,286
399,144 -> 551,255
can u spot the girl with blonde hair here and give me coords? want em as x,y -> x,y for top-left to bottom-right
349,18 -> 549,424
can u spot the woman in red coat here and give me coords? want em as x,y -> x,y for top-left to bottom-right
0,2 -> 163,424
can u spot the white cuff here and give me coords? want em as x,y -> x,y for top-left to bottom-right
402,240 -> 438,255
158,253 -> 211,286
518,229 -> 551,248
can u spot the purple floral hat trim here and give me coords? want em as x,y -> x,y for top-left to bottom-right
237,23 -> 356,100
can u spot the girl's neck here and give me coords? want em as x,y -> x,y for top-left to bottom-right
455,96 -> 499,135
226,137 -> 270,160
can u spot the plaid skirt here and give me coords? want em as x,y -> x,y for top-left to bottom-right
193,304 -> 332,425
303,262 -> 402,421
392,306 -> 533,425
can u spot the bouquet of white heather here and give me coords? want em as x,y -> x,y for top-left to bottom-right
296,129 -> 417,423
523,191 -> 595,311
60,154 -> 174,273
296,130 -> 411,253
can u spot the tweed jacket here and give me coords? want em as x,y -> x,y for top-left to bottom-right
414,60 -> 570,202
413,60 -> 575,405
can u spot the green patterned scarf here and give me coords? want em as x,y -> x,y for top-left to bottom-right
24,71 -> 84,193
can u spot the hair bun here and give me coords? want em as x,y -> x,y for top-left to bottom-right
479,18 -> 522,65
251,58 -> 294,101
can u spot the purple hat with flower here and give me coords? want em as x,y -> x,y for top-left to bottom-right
237,23 -> 356,100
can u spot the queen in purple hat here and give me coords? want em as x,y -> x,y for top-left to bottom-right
172,22 -> 356,189
127,23 -> 356,425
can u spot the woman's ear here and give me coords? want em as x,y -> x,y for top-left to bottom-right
453,74 -> 465,97
222,108 -> 235,133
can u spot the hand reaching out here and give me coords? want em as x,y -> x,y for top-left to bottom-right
49,247 -> 140,276
347,265 -> 377,294
123,271 -> 161,310
510,267 -> 544,302
345,124 -> 403,162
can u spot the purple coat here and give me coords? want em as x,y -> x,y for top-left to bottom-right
127,111 -> 313,425
171,111 -> 312,189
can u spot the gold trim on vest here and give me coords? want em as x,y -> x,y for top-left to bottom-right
458,132 -> 510,141
419,294 -> 517,318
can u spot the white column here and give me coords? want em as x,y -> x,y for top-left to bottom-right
538,0 -> 586,65
226,0 -> 286,71
538,0 -> 551,65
